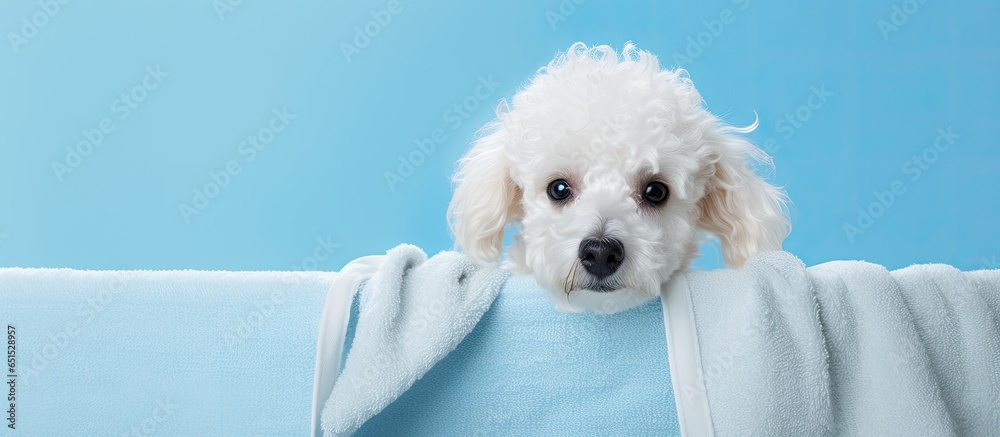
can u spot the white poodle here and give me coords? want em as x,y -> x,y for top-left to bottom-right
448,42 -> 790,313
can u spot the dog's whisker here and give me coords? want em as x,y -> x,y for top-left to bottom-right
562,264 -> 571,295
565,263 -> 579,305
563,263 -> 576,295
570,263 -> 581,295
571,263 -> 581,293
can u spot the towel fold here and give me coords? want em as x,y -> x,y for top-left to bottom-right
320,245 -> 509,436
663,251 -> 1000,436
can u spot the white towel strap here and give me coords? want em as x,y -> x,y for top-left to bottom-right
311,256 -> 384,437
661,274 -> 714,437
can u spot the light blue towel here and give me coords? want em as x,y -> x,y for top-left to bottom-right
0,268 -> 336,436
319,245 -> 678,435
354,276 -> 678,435
664,252 -> 1000,435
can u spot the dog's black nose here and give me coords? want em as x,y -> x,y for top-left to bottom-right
578,238 -> 624,279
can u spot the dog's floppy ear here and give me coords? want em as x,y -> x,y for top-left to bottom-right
697,129 -> 790,267
448,122 -> 522,265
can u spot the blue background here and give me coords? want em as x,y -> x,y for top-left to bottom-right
1,0 -> 997,272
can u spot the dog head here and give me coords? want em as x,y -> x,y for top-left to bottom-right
449,43 -> 789,313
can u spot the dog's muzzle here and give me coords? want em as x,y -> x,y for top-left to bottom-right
578,237 -> 624,280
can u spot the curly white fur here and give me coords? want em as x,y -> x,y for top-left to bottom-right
449,42 -> 790,313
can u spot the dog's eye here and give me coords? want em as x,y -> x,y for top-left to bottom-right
547,179 -> 572,201
643,181 -> 669,205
